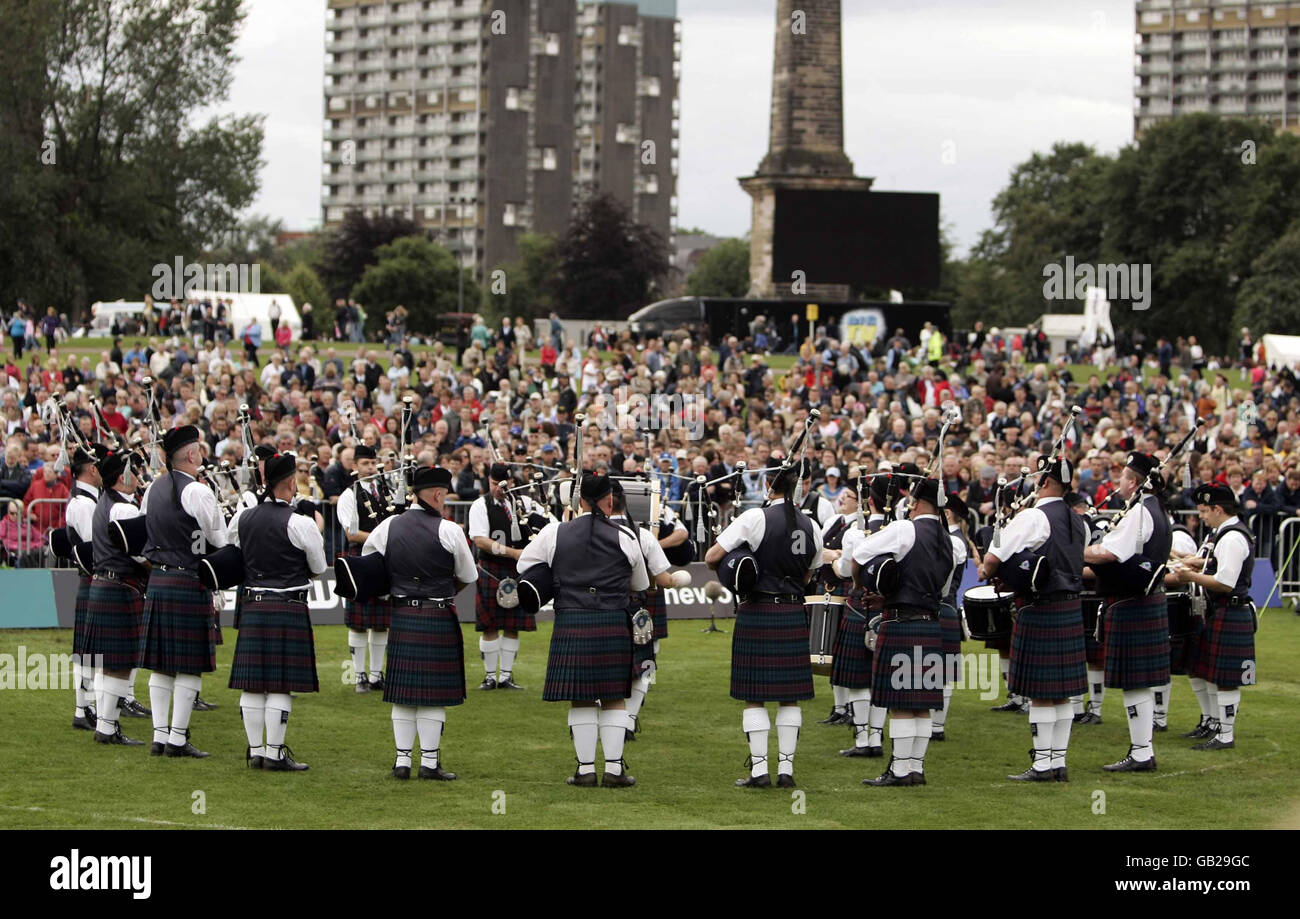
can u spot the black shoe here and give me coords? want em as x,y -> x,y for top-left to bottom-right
165,741 -> 210,759
368,674 -> 386,693
191,696 -> 217,711
931,730 -> 946,742
566,770 -> 598,787
120,699 -> 151,718
1078,711 -> 1103,725
392,764 -> 411,780
418,764 -> 457,781
1153,722 -> 1168,733
72,714 -> 96,731
478,676 -> 497,691
991,699 -> 1023,713
150,742 -> 166,757
496,677 -> 525,691
1103,754 -> 1157,772
735,774 -> 771,788
1054,767 -> 1069,782
93,727 -> 144,746
246,747 -> 264,770
839,744 -> 876,757
1193,736 -> 1235,751
776,774 -> 796,789
602,771 -> 636,787
263,747 -> 309,772
355,674 -> 371,695
1007,767 -> 1057,782
1072,712 -> 1088,724
1180,719 -> 1210,738
818,707 -> 846,725
910,772 -> 927,786
864,769 -> 914,787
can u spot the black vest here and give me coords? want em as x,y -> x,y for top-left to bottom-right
1208,520 -> 1254,601
238,502 -> 309,589
144,472 -> 202,570
943,525 -> 964,608
755,503 -> 817,596
1035,499 -> 1087,594
352,479 -> 390,533
485,498 -> 528,550
92,491 -> 141,577
887,517 -> 952,613
385,509 -> 459,599
1140,495 -> 1172,563
553,514 -> 633,609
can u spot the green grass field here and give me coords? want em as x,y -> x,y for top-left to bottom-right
1,612 -> 1297,830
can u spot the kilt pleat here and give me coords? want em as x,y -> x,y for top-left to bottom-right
939,602 -> 963,657
345,596 -> 392,632
1102,595 -> 1171,690
382,603 -> 466,707
475,557 -> 536,633
71,575 -> 92,656
84,578 -> 144,672
1082,595 -> 1107,668
730,602 -> 815,702
830,611 -> 872,689
1191,602 -> 1256,689
648,587 -> 668,640
870,615 -> 944,710
544,608 -> 633,702
139,569 -> 217,675
229,596 -> 319,693
1008,600 -> 1087,699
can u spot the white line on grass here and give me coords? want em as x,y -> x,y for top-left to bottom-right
0,803 -> 257,830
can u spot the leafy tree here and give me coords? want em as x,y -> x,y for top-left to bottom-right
1234,221 -> 1300,337
283,263 -> 329,318
483,232 -> 562,322
556,191 -> 670,319
318,209 -> 420,301
205,214 -> 285,267
685,238 -> 750,298
351,236 -> 478,336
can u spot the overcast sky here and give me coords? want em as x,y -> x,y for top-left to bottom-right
224,0 -> 1137,256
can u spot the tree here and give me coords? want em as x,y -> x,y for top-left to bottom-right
1234,221 -> 1300,337
283,263 -> 329,318
0,0 -> 264,316
556,191 -> 671,319
351,236 -> 479,337
318,209 -> 420,301
685,238 -> 750,298
205,214 -> 285,267
483,232 -> 562,322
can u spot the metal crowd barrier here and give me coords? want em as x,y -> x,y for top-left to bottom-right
1275,518 -> 1300,606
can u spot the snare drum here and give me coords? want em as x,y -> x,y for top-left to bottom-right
806,595 -> 845,677
961,585 -> 1015,641
1166,592 -> 1195,639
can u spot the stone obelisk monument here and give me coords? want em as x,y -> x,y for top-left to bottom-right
739,0 -> 873,299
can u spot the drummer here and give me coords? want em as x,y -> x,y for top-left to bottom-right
1083,452 -> 1172,773
1068,490 -> 1106,725
815,483 -> 864,727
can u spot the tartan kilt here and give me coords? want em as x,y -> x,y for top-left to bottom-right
382,602 -> 466,707
830,610 -> 872,689
543,608 -> 633,702
1170,617 -> 1204,676
475,556 -> 536,633
345,596 -> 392,632
1007,599 -> 1087,699
71,575 -> 92,657
1102,595 -> 1171,690
870,615 -> 944,710
1191,601 -> 1256,689
648,587 -> 668,640
939,602 -> 963,657
139,569 -> 217,675
1083,596 -> 1107,669
730,602 -> 815,702
84,577 -> 145,672
228,595 -> 319,694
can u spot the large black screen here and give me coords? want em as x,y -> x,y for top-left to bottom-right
772,189 -> 941,290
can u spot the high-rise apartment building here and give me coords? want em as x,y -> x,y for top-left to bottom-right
322,0 -> 680,280
1135,0 -> 1300,135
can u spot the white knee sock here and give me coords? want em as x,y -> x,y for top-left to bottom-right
368,630 -> 387,681
1051,701 -> 1074,770
889,718 -> 914,776
480,636 -> 501,677
148,673 -> 175,745
349,630 -> 367,683
932,683 -> 953,730
168,674 -> 202,745
1152,682 -> 1171,726
1087,669 -> 1105,713
1121,689 -> 1155,761
1028,705 -> 1055,771
832,684 -> 848,714
911,715 -> 933,773
392,705 -> 416,768
416,707 -> 446,767
239,691 -> 267,758
265,693 -> 292,760
568,707 -> 599,775
868,703 -> 887,749
1217,689 -> 1241,743
73,659 -> 89,715
627,673 -> 652,724
742,707 -> 770,777
96,675 -> 131,737
775,706 -> 801,776
126,669 -> 140,703
599,708 -> 633,774
847,689 -> 872,747
1189,677 -> 1210,719
1206,683 -> 1220,729
1071,694 -> 1085,716
499,636 -> 520,678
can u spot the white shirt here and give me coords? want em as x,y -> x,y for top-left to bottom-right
140,471 -> 229,552
716,500 -> 824,575
467,493 -> 550,541
659,504 -> 686,534
517,516 -> 650,592
612,515 -> 671,577
225,499 -> 328,589
833,513 -> 883,579
66,482 -> 100,542
1171,528 -> 1198,557
850,514 -> 942,567
988,497 -> 1061,563
362,510 -> 478,591
337,480 -> 385,535
1210,516 -> 1251,590
1099,501 -> 1154,563
105,491 -> 145,562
